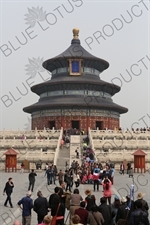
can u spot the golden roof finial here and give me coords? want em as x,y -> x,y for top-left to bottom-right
72,28 -> 79,39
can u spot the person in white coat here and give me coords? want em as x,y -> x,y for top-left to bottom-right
73,171 -> 80,188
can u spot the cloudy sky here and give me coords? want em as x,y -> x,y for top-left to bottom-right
0,0 -> 149,130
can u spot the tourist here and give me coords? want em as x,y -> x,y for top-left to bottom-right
119,163 -> 125,175
73,171 -> 80,188
75,148 -> 79,159
38,215 -> 52,225
58,169 -> 64,185
65,136 -> 70,148
87,205 -> 104,225
71,214 -> 83,225
70,189 -> 83,218
21,134 -> 25,142
33,191 -> 49,224
44,163 -> 49,177
65,161 -> 69,171
98,197 -> 112,225
51,199 -> 65,225
129,200 -> 149,225
49,187 -> 60,210
128,167 -> 133,178
110,166 -> 115,185
101,177 -> 112,205
134,192 -> 149,213
65,169 -> 73,192
17,191 -> 33,225
74,201 -> 89,225
93,165 -> 100,192
60,138 -> 64,149
3,177 -> 14,208
116,197 -> 128,224
58,182 -> 66,216
126,194 -> 135,215
20,162 -> 25,173
46,165 -> 54,185
111,196 -> 121,225
13,221 -> 21,225
28,169 -> 37,192
84,189 -> 96,212
84,136 -> 89,145
126,162 -> 131,174
53,165 -> 58,185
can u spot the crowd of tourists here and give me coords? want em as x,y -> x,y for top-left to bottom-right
3,133 -> 150,225
5,176 -> 150,225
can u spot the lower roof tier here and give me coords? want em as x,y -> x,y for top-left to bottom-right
23,95 -> 128,114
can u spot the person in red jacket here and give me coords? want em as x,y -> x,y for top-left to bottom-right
75,201 -> 89,225
102,177 -> 112,205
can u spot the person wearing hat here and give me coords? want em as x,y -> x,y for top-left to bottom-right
116,197 -> 129,225
134,192 -> 149,213
17,191 -> 33,225
33,191 -> 49,224
84,189 -> 96,211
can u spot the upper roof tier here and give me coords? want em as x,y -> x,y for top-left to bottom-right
43,28 -> 109,73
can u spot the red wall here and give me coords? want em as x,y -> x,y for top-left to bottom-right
32,116 -> 119,131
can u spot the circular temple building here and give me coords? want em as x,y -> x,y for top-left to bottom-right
23,28 -> 128,131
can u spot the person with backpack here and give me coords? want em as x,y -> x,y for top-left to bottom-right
129,200 -> 149,225
84,189 -> 96,211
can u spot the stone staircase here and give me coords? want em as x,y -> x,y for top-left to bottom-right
56,145 -> 70,171
56,135 -> 83,172
70,135 -> 82,166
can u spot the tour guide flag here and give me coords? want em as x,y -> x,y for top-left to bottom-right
126,184 -> 134,210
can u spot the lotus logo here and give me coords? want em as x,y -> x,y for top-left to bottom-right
25,57 -> 45,78
24,7 -> 47,28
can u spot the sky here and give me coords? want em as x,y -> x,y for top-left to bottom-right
0,0 -> 149,130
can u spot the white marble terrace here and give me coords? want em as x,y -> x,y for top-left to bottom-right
88,128 -> 150,169
0,128 -> 63,170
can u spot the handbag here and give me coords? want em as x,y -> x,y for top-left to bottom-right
51,204 -> 60,225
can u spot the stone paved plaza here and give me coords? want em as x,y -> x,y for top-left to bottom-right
0,170 -> 150,225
